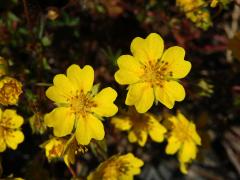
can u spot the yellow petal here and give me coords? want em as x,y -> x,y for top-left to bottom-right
177,111 -> 189,124
75,114 -> 105,145
0,137 -> 6,152
0,108 -> 2,118
169,59 -> 191,79
2,109 -> 23,128
5,130 -> 24,150
126,83 -> 154,113
44,107 -> 74,137
46,86 -> 69,104
168,115 -> 178,125
128,130 -> 147,146
92,87 -> 118,117
154,86 -> 173,109
145,33 -> 164,62
180,162 -> 188,174
148,115 -> 166,142
135,84 -> 154,113
130,37 -> 146,63
155,81 -> 185,109
120,175 -> 133,180
46,74 -> 76,102
67,64 -> 94,94
161,46 -> 191,79
137,130 -> 148,146
165,136 -> 181,155
189,123 -> 201,145
161,46 -> 185,65
126,153 -> 144,167
130,33 -> 164,64
111,117 -> 132,131
115,55 -> 143,85
128,131 -> 137,143
179,141 -> 197,163
125,84 -> 142,106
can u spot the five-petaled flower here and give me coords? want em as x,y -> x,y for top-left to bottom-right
111,108 -> 166,146
0,76 -> 22,106
165,111 -> 201,174
114,33 -> 191,113
87,153 -> 144,180
44,64 -> 118,145
0,108 -> 24,152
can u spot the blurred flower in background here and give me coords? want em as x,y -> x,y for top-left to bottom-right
87,153 -> 144,180
111,108 -> 166,146
165,111 -> 201,174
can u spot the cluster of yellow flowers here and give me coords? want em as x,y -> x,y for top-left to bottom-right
42,33 -> 201,177
113,33 -> 200,174
176,0 -> 230,30
176,0 -> 212,30
0,57 -> 24,153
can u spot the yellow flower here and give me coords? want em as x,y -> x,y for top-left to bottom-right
114,33 -> 191,113
165,111 -> 201,174
0,108 -> 24,152
0,76 -> 23,106
45,64 -> 118,145
186,9 -> 212,30
42,136 -> 87,167
176,0 -> 204,12
87,153 -> 144,180
176,0 -> 212,30
111,108 -> 166,146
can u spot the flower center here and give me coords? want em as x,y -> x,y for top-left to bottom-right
117,161 -> 130,175
68,90 -> 96,118
0,116 -> 14,128
142,61 -> 173,87
173,123 -> 192,142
